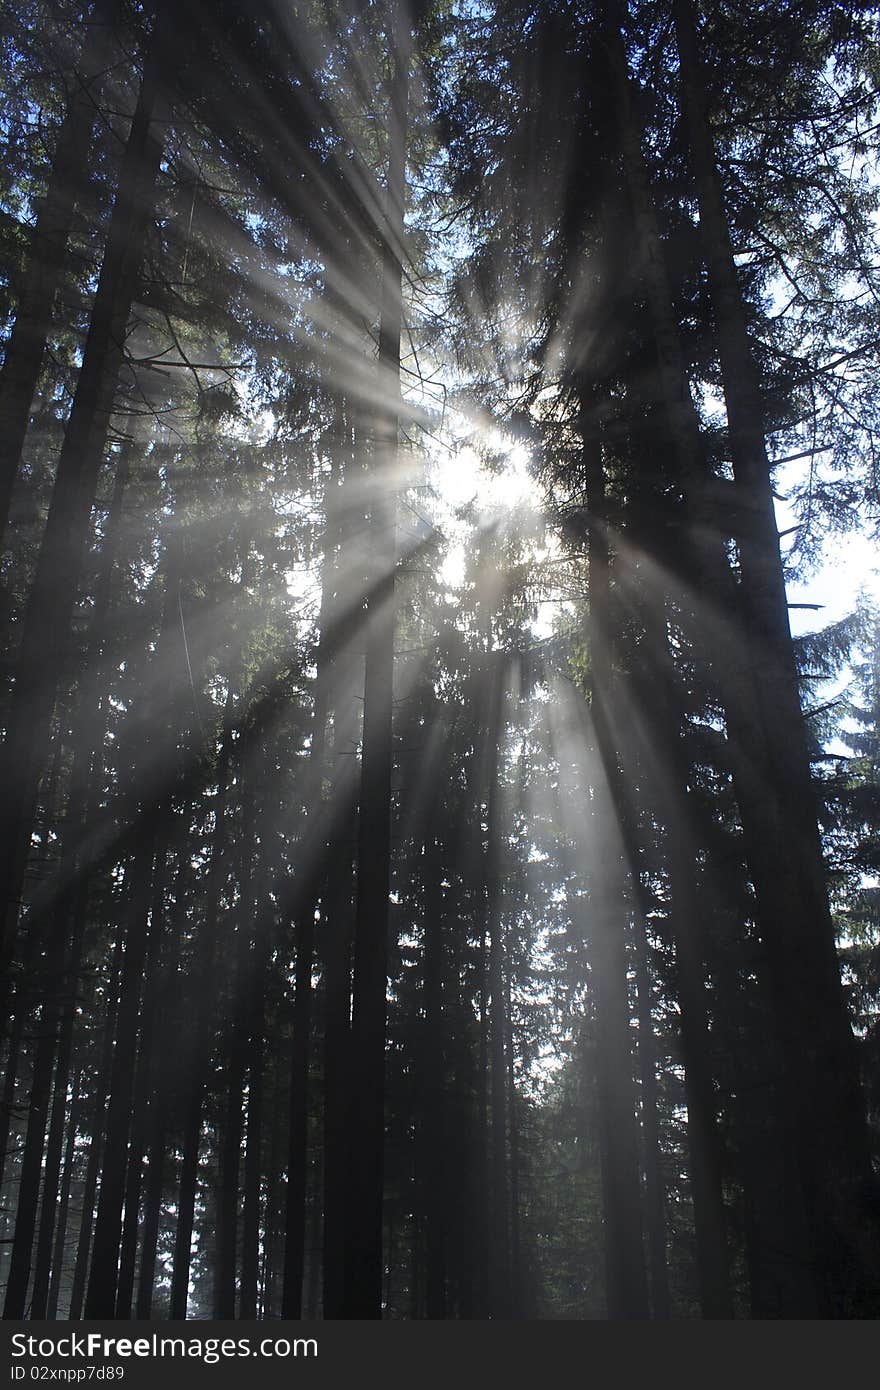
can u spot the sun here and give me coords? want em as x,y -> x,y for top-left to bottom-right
432,433 -> 538,518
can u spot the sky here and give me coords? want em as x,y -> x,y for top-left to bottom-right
785,526 -> 880,638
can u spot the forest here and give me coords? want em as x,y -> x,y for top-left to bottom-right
0,0 -> 879,1322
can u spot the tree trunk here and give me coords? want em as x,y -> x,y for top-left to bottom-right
505,971 -> 523,1320
281,439 -> 341,1317
84,515 -> 185,1319
169,689 -> 235,1319
2,991 -> 60,1316
580,397 -> 649,1321
0,730 -> 66,1293
0,0 -> 119,544
319,796 -> 354,1319
239,778 -> 267,1322
46,1067 -> 82,1318
135,821 -> 190,1319
672,0 -> 876,1316
83,836 -> 158,1317
630,904 -> 672,1320
0,13 -> 166,979
0,726 -> 67,1202
240,932 -> 266,1320
281,895 -> 315,1317
114,828 -> 172,1317
626,580 -> 734,1317
215,870 -> 251,1317
473,855 -> 491,1321
485,656 -> 511,1319
26,433 -> 134,1320
422,829 -> 447,1319
134,1109 -> 165,1319
599,0 -> 818,1315
341,21 -> 409,1316
67,932 -> 123,1318
260,1066 -> 284,1319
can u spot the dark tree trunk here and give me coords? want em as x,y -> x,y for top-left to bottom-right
580,399 -> 649,1321
83,834 -> 158,1317
240,947 -> 266,1320
281,897 -> 315,1318
281,449 -> 340,1317
0,728 -> 66,1299
631,902 -> 672,1320
341,23 -> 409,1316
46,1067 -> 82,1318
169,689 -> 235,1319
2,991 -> 60,1316
215,887 -> 250,1316
240,780 -> 267,1322
261,1066 -> 285,1319
422,830 -> 447,1319
68,932 -> 123,1319
0,727 -> 67,1202
672,0 -> 876,1316
0,18 -> 166,977
599,0 -> 815,1315
84,515 -> 186,1320
134,1116 -> 165,1320
485,657 -> 511,1319
114,828 -> 172,1318
474,906 -> 491,1319
135,823 -> 190,1320
319,797 -> 354,1320
626,585 -> 734,1318
27,433 -> 134,1320
318,408 -> 365,1320
0,0 -> 119,544
505,971 -> 523,1320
